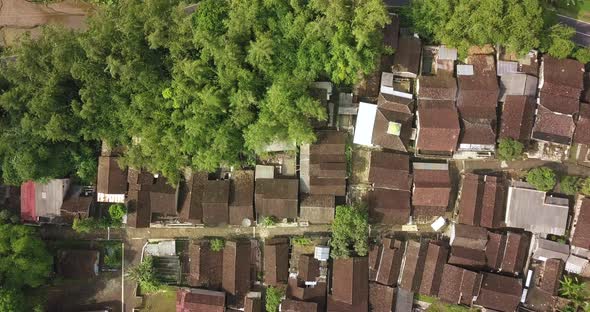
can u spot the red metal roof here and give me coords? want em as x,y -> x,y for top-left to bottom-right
20,181 -> 36,222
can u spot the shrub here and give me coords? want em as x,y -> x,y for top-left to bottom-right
128,257 -> 162,294
72,217 -> 99,233
265,286 -> 284,312
260,216 -> 277,227
574,47 -> 590,64
560,276 -> 590,311
497,138 -> 524,161
108,204 -> 127,223
527,167 -> 557,192
209,238 -> 225,252
560,176 -> 581,195
330,205 -> 369,259
292,236 -> 312,246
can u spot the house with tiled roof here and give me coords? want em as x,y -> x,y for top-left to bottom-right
57,249 -> 99,279
415,100 -> 460,156
418,241 -> 449,297
229,170 -> 254,225
264,238 -> 290,286
474,273 -> 523,312
438,264 -> 482,306
524,259 -> 564,312
457,173 -> 507,228
448,224 -> 488,268
417,75 -> 457,101
368,152 -> 412,224
573,103 -> 590,167
255,176 -> 298,220
126,169 -> 178,228
500,95 -> 536,143
392,35 -> 421,79
533,56 -> 584,145
411,162 -> 452,221
300,130 -> 347,196
21,179 -> 71,223
244,293 -> 263,312
370,238 -> 405,286
572,198 -> 590,251
176,288 -> 225,312
280,299 -> 319,312
499,73 -> 537,102
222,240 -> 251,307
368,283 -> 413,312
188,240 -> 223,289
399,240 -> 428,292
327,257 -> 369,312
97,156 -> 127,203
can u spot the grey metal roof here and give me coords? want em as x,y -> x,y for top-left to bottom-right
497,60 -> 519,76
532,238 -> 569,262
36,179 -> 70,220
499,73 -> 538,102
412,162 -> 449,171
457,65 -> 474,76
505,187 -> 569,235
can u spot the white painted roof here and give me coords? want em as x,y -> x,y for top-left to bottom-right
353,102 -> 378,146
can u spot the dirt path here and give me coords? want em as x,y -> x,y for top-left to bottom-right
0,0 -> 93,46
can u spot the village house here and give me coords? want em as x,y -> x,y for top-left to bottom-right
188,240 -> 223,289
392,35 -> 422,79
523,258 -> 564,311
327,257 -> 369,312
415,100 -> 460,156
500,95 -> 536,143
222,240 -> 252,307
21,178 -> 71,223
126,169 -> 178,228
573,103 -> 590,167
418,241 -> 449,297
532,56 -> 584,145
571,198 -> 590,254
264,238 -> 290,286
96,155 -> 127,203
474,273 -> 523,312
367,152 -> 412,224
176,288 -> 226,312
369,238 -> 405,286
255,166 -> 298,221
457,173 -> 507,228
399,240 -> 428,292
438,264 -> 482,306
411,162 -> 452,221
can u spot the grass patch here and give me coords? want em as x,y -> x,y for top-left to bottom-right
142,287 -> 176,312
416,295 -> 475,312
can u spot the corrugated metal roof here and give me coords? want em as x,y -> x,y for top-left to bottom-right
457,65 -> 474,76
353,102 -> 378,146
497,60 -> 519,76
505,187 -> 569,235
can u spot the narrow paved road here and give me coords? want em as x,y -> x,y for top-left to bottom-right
557,14 -> 590,47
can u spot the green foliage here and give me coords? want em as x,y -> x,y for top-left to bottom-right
209,238 -> 225,252
330,205 -> 369,259
574,47 -> 590,64
497,138 -> 524,161
0,288 -> 25,312
260,216 -> 277,227
345,135 -> 353,178
265,286 -> 284,312
560,276 -> 590,311
103,243 -> 122,269
292,236 -> 312,246
527,167 -> 557,192
72,217 -> 99,233
560,176 -> 581,195
0,210 -> 11,223
541,24 -> 576,59
581,178 -> 590,196
108,204 -> 126,224
0,224 -> 53,289
409,0 -> 544,56
128,257 -> 162,294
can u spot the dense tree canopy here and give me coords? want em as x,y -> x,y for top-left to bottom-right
527,167 -> 557,192
497,138 -> 524,161
410,0 -> 548,56
0,0 -> 389,184
330,205 -> 369,259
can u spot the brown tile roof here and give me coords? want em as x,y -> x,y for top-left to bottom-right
459,174 -> 507,228
127,169 -> 178,219
399,240 -> 428,292
60,188 -> 92,223
500,95 -> 536,142
202,180 -> 230,225
452,224 -> 488,250
368,188 -> 411,224
539,258 -> 564,296
244,296 -> 262,312
281,299 -> 319,312
417,75 -> 457,101
539,92 -> 580,115
229,170 -> 254,225
97,156 -> 127,195
377,93 -> 414,114
255,179 -> 298,219
448,246 -> 487,268
572,198 -> 590,249
582,72 -> 590,103
438,264 -> 482,306
574,103 -> 590,145
179,172 -> 207,223
372,107 -> 413,152
375,238 -> 405,286
460,120 -> 496,146
416,101 -> 460,154
176,288 -> 225,312
541,56 -> 584,99
300,194 -> 335,224
457,55 -> 499,121
126,190 -> 151,228
501,231 -> 531,274
331,257 -> 369,307
298,254 -> 320,282
532,105 -> 576,145
57,249 -> 99,279
485,232 -> 507,270
222,240 -> 251,297
264,240 -> 290,286
418,241 -> 449,297
475,273 -> 523,312
188,241 -> 223,289
412,168 -> 451,209
393,36 -> 421,76
369,244 -> 381,281
287,278 -> 327,309
309,130 -> 347,196
368,151 -> 412,190
369,283 -> 396,312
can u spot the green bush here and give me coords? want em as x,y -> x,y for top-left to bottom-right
560,176 -> 581,195
330,205 -> 369,259
209,238 -> 225,252
292,236 -> 312,246
527,167 -> 557,192
574,47 -> 590,64
497,138 -> 524,161
72,217 -> 99,233
128,257 -> 162,294
109,204 -> 127,223
103,243 -> 123,269
581,178 -> 590,196
560,276 -> 590,311
265,286 -> 284,312
260,216 -> 277,227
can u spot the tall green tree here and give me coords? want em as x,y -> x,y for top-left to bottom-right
540,24 -> 576,59
0,289 -> 25,312
527,167 -> 557,192
330,205 -> 369,259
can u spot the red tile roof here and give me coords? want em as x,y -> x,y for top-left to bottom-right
176,288 -> 225,312
97,156 -> 127,195
541,56 -> 584,99
369,188 -> 411,225
475,273 -> 523,312
229,170 -> 254,225
416,101 -> 460,154
20,181 -> 36,222
222,240 -> 251,297
330,257 -> 368,309
298,254 -> 320,282
255,179 -> 298,219
280,299 -> 319,312
368,151 -> 412,190
418,241 -> 449,296
539,259 -> 564,296
500,232 -> 531,274
264,239 -> 290,286
438,264 -> 482,306
369,283 -> 396,312
374,238 -> 405,286
459,120 -> 496,146
539,92 -> 580,115
418,75 -> 457,101
399,240 -> 428,292
500,95 -> 536,142
574,103 -> 590,145
412,169 -> 451,209
532,105 -> 576,145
